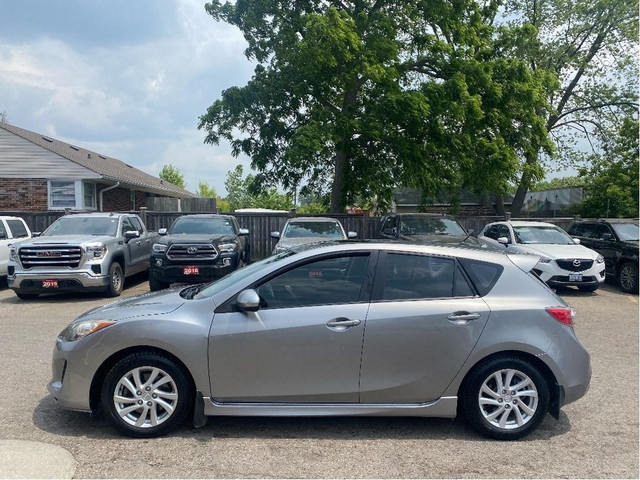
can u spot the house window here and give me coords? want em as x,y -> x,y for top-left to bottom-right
48,181 -> 98,210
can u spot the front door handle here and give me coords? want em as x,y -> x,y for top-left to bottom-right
447,312 -> 481,325
326,318 -> 361,331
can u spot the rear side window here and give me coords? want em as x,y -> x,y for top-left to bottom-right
458,258 -> 504,296
0,222 -> 7,238
6,220 -> 28,238
379,253 -> 474,300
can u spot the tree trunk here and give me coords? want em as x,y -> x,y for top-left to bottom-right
330,150 -> 347,213
511,170 -> 530,217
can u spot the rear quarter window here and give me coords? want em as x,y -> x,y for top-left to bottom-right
458,258 -> 504,296
6,220 -> 29,238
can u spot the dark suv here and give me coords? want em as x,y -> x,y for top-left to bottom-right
567,219 -> 639,293
379,213 -> 480,245
149,214 -> 249,291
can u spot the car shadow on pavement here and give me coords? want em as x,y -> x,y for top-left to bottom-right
33,395 -> 572,442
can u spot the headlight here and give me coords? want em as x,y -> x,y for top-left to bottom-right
596,254 -> 604,263
85,244 -> 107,259
218,242 -> 238,253
538,256 -> 552,264
153,243 -> 168,253
59,319 -> 116,342
9,245 -> 17,261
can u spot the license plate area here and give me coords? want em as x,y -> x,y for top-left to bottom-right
183,267 -> 199,275
42,280 -> 58,288
569,274 -> 583,282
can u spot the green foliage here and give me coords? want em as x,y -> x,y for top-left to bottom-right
159,164 -> 186,189
579,117 -> 639,218
199,1 -> 555,212
223,165 -> 293,211
531,176 -> 585,191
197,181 -> 217,198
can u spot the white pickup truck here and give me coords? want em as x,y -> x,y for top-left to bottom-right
0,216 -> 32,278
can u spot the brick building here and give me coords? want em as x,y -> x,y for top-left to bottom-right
0,122 -> 195,212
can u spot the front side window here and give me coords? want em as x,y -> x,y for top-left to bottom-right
256,254 -> 370,309
6,220 -> 28,238
121,217 -> 137,235
380,253 -> 472,300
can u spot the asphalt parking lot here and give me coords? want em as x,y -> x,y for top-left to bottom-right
0,275 -> 638,479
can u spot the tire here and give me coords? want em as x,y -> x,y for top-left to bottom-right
462,356 -> 550,440
149,276 -> 170,292
16,292 -> 39,300
617,261 -> 639,294
578,285 -> 598,293
101,352 -> 192,438
105,262 -> 124,297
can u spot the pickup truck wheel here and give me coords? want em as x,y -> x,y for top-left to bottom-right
16,292 -> 39,300
105,262 -> 124,297
149,276 -> 170,292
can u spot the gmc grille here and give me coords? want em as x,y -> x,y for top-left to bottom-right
556,259 -> 593,272
19,246 -> 83,268
166,244 -> 218,260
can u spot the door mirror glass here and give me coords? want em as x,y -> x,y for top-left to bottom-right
270,231 -> 281,239
236,289 -> 261,312
347,231 -> 358,239
238,228 -> 249,236
124,230 -> 140,241
573,237 -> 581,244
602,233 -> 613,241
497,236 -> 509,245
383,228 -> 396,236
158,228 -> 167,235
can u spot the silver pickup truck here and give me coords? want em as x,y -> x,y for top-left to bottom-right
7,213 -> 159,299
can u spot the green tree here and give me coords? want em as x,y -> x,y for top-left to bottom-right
579,117 -> 639,218
531,176 -> 584,191
501,0 -> 639,215
224,165 -> 255,211
199,1 -> 553,213
197,180 -> 217,198
159,164 -> 186,189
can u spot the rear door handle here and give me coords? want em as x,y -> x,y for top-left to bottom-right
326,318 -> 361,331
447,312 -> 481,324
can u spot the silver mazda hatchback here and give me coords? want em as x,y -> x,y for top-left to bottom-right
48,242 -> 590,440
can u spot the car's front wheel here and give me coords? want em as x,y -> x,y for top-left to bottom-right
101,352 -> 192,437
462,356 -> 550,440
105,262 -> 124,297
618,261 -> 638,294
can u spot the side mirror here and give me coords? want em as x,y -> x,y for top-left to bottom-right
238,228 -> 249,236
347,231 -> 358,239
573,237 -> 581,244
497,236 -> 509,245
158,228 -> 167,235
270,231 -> 281,239
602,233 -> 613,241
32,232 -> 41,237
236,289 -> 261,312
124,231 -> 140,241
0,231 -> 6,239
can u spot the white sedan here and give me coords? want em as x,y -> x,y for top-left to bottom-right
478,220 -> 605,292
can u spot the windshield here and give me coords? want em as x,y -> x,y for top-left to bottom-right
398,217 -> 466,236
513,225 -> 574,245
193,250 -> 295,300
611,223 -> 639,241
283,221 -> 345,239
169,217 -> 234,235
43,217 -> 118,236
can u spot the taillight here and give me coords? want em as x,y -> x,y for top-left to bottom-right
546,307 -> 575,326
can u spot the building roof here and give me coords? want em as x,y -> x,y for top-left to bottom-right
0,122 -> 196,198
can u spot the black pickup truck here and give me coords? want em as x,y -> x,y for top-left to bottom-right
149,214 -> 249,291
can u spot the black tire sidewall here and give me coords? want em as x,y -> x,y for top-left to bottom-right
101,352 -> 192,438
106,262 -> 124,297
462,356 -> 550,440
618,262 -> 639,293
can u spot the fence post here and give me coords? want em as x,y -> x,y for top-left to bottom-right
139,207 -> 148,226
362,210 -> 370,238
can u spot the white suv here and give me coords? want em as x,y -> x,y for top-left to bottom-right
479,220 -> 605,292
0,216 -> 32,277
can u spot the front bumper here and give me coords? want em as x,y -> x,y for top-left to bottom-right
535,261 -> 606,288
150,252 -> 240,284
47,337 -> 94,412
8,270 -> 110,293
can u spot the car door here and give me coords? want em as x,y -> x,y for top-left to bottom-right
122,216 -> 148,272
209,251 -> 375,403
360,251 -> 490,403
0,220 -> 10,275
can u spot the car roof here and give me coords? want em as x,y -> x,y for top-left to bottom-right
175,214 -> 235,219
489,220 -> 559,228
573,218 -> 639,224
287,217 -> 341,223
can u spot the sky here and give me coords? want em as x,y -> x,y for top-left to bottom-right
0,0 -> 256,195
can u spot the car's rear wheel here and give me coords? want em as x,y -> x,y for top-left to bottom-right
462,356 -> 550,440
578,285 -> 598,293
618,262 -> 638,293
101,352 -> 192,438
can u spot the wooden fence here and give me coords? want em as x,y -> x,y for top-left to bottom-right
4,209 -> 580,261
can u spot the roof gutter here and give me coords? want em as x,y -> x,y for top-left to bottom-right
99,181 -> 121,212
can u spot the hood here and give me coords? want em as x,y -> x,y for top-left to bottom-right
276,237 -> 338,249
510,243 -> 598,260
78,288 -> 186,321
22,235 -> 114,245
161,233 -> 236,244
398,234 -> 480,245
